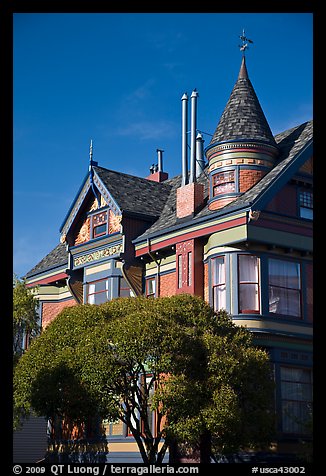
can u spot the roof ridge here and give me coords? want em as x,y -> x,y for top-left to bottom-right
93,165 -> 172,188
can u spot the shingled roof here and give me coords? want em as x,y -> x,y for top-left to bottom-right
135,120 -> 313,242
25,168 -> 175,279
209,56 -> 277,147
25,243 -> 68,279
94,166 -> 173,218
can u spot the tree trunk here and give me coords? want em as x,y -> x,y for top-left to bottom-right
199,430 -> 212,463
168,439 -> 180,464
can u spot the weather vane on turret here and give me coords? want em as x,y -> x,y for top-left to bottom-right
239,29 -> 253,56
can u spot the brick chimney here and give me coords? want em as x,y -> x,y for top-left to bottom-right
176,181 -> 204,219
146,149 -> 169,183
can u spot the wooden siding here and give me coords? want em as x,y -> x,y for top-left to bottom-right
13,416 -> 48,463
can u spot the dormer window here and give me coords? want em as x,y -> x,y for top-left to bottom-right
92,211 -> 108,238
299,190 -> 313,219
212,170 -> 235,196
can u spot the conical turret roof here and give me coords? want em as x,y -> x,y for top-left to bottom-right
210,56 -> 277,147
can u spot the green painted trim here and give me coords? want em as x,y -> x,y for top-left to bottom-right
253,337 -> 312,352
135,211 -> 247,251
247,226 -> 313,251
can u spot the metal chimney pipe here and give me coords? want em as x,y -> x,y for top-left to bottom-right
181,93 -> 188,186
157,149 -> 164,172
196,132 -> 205,178
189,89 -> 199,184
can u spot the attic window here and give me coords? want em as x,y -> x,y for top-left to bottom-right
92,211 -> 108,238
299,191 -> 313,219
212,170 -> 235,196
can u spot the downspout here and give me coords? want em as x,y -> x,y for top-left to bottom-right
147,238 -> 161,297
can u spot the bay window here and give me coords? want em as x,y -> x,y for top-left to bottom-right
269,259 -> 301,318
119,278 -> 133,297
280,366 -> 312,434
238,255 -> 260,313
212,256 -> 226,311
87,278 -> 109,304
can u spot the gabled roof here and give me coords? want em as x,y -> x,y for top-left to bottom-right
134,120 -> 313,243
25,120 -> 312,280
93,166 -> 174,218
60,165 -> 174,236
209,57 -> 277,148
26,168 -> 175,279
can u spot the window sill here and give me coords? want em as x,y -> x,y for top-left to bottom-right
240,309 -> 260,314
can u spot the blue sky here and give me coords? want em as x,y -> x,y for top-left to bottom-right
13,13 -> 313,279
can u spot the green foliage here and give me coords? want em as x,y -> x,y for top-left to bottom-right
13,274 -> 40,364
13,294 -> 275,463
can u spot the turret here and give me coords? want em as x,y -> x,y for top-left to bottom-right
205,56 -> 279,210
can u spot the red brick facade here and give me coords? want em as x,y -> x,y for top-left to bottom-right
239,169 -> 266,193
159,272 -> 176,297
209,196 -> 236,210
176,182 -> 204,218
42,298 -> 76,329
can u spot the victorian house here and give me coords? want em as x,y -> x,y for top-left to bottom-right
21,54 -> 313,461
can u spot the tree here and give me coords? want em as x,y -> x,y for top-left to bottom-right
13,274 -> 40,365
14,294 -> 275,463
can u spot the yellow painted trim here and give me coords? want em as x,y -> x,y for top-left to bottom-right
26,266 -> 67,285
85,262 -> 112,275
235,318 -> 313,336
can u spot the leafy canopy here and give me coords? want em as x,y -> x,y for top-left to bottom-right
14,294 -> 275,463
13,275 -> 40,364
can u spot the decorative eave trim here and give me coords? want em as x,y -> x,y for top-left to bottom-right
59,169 -> 122,238
26,270 -> 68,287
253,139 -> 313,211
92,171 -> 121,216
135,212 -> 248,257
205,137 -> 278,156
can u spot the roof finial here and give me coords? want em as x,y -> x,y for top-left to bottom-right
89,139 -> 93,163
88,139 -> 100,207
239,29 -> 253,57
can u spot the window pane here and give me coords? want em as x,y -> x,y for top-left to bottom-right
213,171 -> 235,196
187,252 -> 192,286
178,255 -> 183,288
269,259 -> 300,289
93,224 -> 107,236
239,283 -> 259,311
147,278 -> 156,296
239,255 -> 258,282
212,257 -> 226,311
93,291 -> 108,304
300,207 -> 313,219
213,284 -> 226,311
120,278 -> 131,297
94,280 -> 107,293
87,279 -> 109,304
269,286 -> 301,317
299,191 -> 313,208
280,366 -> 312,434
213,257 -> 225,286
280,367 -> 312,384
